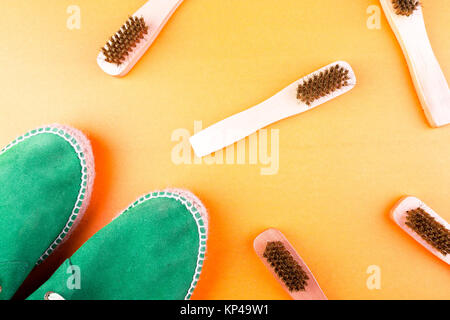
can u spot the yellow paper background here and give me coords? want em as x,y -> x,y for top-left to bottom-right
0,0 -> 449,299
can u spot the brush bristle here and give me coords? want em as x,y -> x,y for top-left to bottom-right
297,64 -> 350,106
263,241 -> 309,292
392,0 -> 420,16
101,16 -> 149,65
405,208 -> 450,256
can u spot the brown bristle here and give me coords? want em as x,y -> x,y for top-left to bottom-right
263,241 -> 309,292
405,208 -> 450,256
297,64 -> 350,106
392,0 -> 420,16
102,16 -> 149,65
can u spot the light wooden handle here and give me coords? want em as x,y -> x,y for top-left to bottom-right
189,99 -> 294,158
402,23 -> 450,127
380,1 -> 450,127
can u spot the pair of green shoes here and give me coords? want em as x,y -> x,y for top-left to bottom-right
0,124 -> 208,300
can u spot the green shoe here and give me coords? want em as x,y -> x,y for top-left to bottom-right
0,124 -> 95,300
27,189 -> 208,300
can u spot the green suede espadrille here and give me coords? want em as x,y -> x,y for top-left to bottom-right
0,124 -> 95,300
27,189 -> 208,300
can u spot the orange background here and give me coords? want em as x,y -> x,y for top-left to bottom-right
0,0 -> 449,299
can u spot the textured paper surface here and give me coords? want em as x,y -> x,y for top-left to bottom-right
0,0 -> 449,299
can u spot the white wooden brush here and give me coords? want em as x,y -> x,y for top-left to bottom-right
190,61 -> 356,157
380,0 -> 450,127
97,0 -> 184,77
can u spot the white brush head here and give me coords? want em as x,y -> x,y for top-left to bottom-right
294,61 -> 357,109
97,0 -> 185,77
391,196 -> 450,264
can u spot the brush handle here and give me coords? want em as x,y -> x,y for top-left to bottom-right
137,0 -> 184,33
380,0 -> 450,127
189,85 -> 306,157
98,0 -> 184,77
